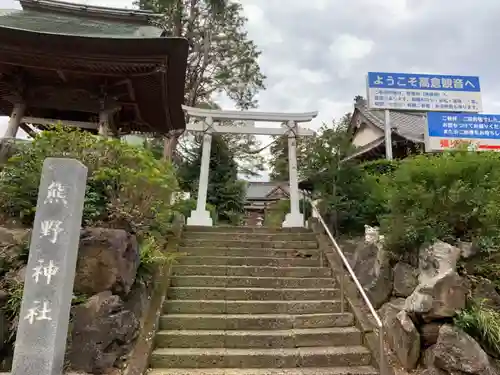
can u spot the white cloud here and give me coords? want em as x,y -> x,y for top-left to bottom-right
328,34 -> 374,79
330,34 -> 374,62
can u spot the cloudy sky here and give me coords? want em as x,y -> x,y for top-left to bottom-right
2,0 -> 500,177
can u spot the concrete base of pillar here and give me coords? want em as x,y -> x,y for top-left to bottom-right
282,212 -> 305,228
187,209 -> 213,226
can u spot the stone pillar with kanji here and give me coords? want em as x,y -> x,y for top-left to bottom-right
11,158 -> 88,375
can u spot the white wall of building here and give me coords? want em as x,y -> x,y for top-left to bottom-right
351,123 -> 383,148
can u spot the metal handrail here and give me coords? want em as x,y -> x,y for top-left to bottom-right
308,200 -> 387,374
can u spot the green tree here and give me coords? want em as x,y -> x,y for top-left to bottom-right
268,113 -> 353,182
136,0 -> 266,159
299,113 -> 353,184
178,134 -> 245,222
269,135 -> 289,181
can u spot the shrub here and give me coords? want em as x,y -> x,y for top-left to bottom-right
0,126 -> 178,233
466,255 -> 500,289
264,199 -> 311,228
318,162 -> 391,235
455,299 -> 500,357
136,236 -> 180,280
381,151 -> 500,256
360,159 -> 400,176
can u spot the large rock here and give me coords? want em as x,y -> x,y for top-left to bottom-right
418,241 -> 460,284
123,280 -> 150,323
404,240 -> 468,322
432,325 -> 496,375
405,271 -> 468,321
352,234 -> 393,309
337,237 -> 363,267
420,323 -> 443,347
420,347 -> 448,375
68,291 -> 139,374
386,310 -> 421,369
0,227 -> 30,275
457,240 -> 479,259
379,298 -> 406,320
380,298 -> 421,369
74,228 -> 140,296
393,262 -> 419,297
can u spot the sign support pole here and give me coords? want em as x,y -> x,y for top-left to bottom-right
384,109 -> 393,160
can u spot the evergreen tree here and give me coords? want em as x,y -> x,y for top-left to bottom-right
269,135 -> 289,181
268,113 -> 353,182
178,135 -> 245,222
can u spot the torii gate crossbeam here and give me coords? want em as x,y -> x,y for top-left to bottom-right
182,105 -> 317,228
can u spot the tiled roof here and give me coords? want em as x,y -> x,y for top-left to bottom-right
355,99 -> 426,143
245,181 -> 289,200
0,8 -> 162,38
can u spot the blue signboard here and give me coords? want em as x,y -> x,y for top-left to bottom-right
367,72 -> 482,112
426,112 -> 500,152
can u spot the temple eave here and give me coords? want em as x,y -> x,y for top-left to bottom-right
0,26 -> 189,134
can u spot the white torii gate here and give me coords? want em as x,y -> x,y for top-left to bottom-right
182,105 -> 317,228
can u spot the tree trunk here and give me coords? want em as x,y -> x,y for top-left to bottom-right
163,136 -> 178,161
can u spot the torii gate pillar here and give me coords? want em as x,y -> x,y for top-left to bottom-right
282,120 -> 304,228
186,117 -> 214,226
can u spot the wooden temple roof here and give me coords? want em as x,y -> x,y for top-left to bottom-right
0,0 -> 189,134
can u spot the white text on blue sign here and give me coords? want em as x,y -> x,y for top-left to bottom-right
368,72 -> 480,92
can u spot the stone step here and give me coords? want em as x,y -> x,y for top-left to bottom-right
170,275 -> 335,288
179,246 -> 321,259
172,265 -> 332,278
164,300 -> 342,314
181,239 -> 318,249
186,232 -> 318,241
167,287 -> 340,301
147,366 -> 379,375
149,346 -> 372,368
176,256 -> 320,267
155,327 -> 362,348
160,313 -> 354,330
184,226 -> 312,233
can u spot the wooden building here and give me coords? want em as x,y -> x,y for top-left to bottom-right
0,0 -> 189,139
243,181 -> 290,226
343,97 -> 426,163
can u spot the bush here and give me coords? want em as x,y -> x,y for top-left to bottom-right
361,159 -> 400,176
455,299 -> 500,357
171,198 -> 217,224
381,151 -> 500,256
318,162 -> 391,235
264,199 -> 311,228
136,236 -> 180,279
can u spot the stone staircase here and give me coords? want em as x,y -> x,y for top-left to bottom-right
148,226 -> 379,375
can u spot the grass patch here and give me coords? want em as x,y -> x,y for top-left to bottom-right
454,298 -> 500,357
137,236 -> 180,280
